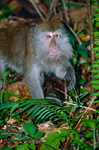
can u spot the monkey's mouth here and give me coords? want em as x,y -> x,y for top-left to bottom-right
49,53 -> 58,58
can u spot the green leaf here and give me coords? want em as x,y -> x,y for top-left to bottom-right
45,132 -> 61,149
79,78 -> 87,85
82,120 -> 95,130
90,70 -> 99,73
93,31 -> 99,35
16,101 -> 31,109
72,132 -> 80,143
16,143 -> 29,150
93,60 -> 99,63
14,132 -> 22,139
86,132 -> 93,138
91,64 -> 99,67
92,2 -> 99,6
70,104 -> 79,113
10,6 -> 18,11
93,8 -> 99,12
92,0 -> 99,2
96,124 -> 99,129
2,147 -> 13,150
76,27 -> 87,35
94,53 -> 99,57
23,123 -> 36,137
35,109 -> 51,124
91,80 -> 99,84
28,105 -> 43,118
77,48 -> 88,59
76,42 -> 88,59
24,108 -> 34,118
94,41 -> 99,45
96,22 -> 99,26
93,93 -> 99,96
0,133 -> 11,139
17,103 -> 33,115
94,17 -> 99,21
11,139 -> 18,142
66,3 -> 80,8
79,92 -> 89,99
92,47 -> 99,51
29,144 -> 36,150
33,132 -> 44,139
92,85 -> 99,89
0,119 -> 6,125
22,137 -> 31,141
93,100 -> 99,103
0,78 -> 3,82
60,128 -> 70,137
3,71 -> 10,79
11,104 -> 19,114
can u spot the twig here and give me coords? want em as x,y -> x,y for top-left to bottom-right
61,0 -> 82,45
87,0 -> 94,99
64,79 -> 67,99
28,0 -> 46,21
38,5 -> 48,18
61,0 -> 68,21
46,0 -> 58,21
64,21 -> 82,45
64,101 -> 96,111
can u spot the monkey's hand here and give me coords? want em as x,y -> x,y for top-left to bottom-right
64,67 -> 76,91
55,65 -> 76,91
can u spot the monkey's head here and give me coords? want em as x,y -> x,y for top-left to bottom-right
33,21 -> 73,70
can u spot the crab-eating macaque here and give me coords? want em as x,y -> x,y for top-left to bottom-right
0,21 -> 76,100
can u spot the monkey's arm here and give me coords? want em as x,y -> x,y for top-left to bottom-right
65,66 -> 76,91
55,64 -> 76,91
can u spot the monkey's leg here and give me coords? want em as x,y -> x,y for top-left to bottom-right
0,60 -> 5,90
24,64 -> 44,99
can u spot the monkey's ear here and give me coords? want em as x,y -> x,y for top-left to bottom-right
33,23 -> 38,32
34,23 -> 38,27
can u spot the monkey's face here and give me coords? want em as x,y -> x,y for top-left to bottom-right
33,22 -> 73,70
44,31 -> 60,59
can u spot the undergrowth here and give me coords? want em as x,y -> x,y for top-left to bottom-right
0,0 -> 99,150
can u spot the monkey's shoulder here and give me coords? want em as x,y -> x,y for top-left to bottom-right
0,24 -> 36,35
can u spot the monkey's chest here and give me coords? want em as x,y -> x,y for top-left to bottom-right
43,61 -> 61,74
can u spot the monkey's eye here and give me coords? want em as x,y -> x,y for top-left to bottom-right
54,34 -> 58,38
46,35 -> 51,39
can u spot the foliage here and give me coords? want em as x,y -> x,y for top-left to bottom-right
0,98 -> 72,125
16,143 -> 36,150
0,2 -> 17,20
65,20 -> 89,93
66,25 -> 88,61
23,123 -> 44,139
0,71 -> 19,104
1,95 -> 99,149
90,1 -> 99,103
0,1 -> 99,150
40,128 -> 94,150
1,122 -> 44,150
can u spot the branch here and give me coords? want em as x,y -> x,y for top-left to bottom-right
28,0 -> 46,21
